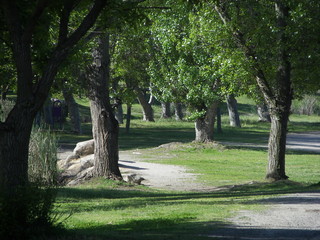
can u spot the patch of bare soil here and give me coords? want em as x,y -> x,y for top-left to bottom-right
119,149 -> 221,192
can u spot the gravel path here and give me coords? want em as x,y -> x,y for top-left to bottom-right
222,131 -> 320,153
119,151 -> 220,192
208,191 -> 320,240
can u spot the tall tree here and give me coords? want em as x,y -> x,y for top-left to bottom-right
214,0 -> 320,180
0,0 -> 106,234
148,1 -> 246,142
87,34 -> 122,180
111,24 -> 156,122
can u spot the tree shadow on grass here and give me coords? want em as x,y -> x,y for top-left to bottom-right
52,215 -> 320,240
56,181 -> 319,215
54,218 -> 226,240
53,181 -> 320,239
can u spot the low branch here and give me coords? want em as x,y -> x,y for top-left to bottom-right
34,0 -> 107,108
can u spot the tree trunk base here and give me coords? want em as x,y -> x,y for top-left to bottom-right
265,172 -> 289,181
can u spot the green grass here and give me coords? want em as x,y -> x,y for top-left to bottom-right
54,178 -> 319,240
139,142 -> 320,186
52,96 -> 320,239
58,95 -> 320,149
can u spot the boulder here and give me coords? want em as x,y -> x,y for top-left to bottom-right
73,139 -> 94,157
58,154 -> 94,185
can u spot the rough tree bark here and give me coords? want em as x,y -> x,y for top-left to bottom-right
174,102 -> 183,120
265,2 -> 292,180
257,102 -> 271,122
161,102 -> 171,118
62,87 -> 82,134
135,88 -> 155,122
194,102 -> 219,142
226,94 -> 241,127
215,1 -> 292,180
87,34 -> 122,180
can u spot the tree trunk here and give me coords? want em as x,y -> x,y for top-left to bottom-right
216,106 -> 223,133
266,113 -> 289,180
87,34 -> 122,180
194,102 -> 218,142
257,103 -> 271,122
174,102 -> 183,121
0,107 -> 34,238
115,103 -> 124,124
62,87 -> 82,134
0,1 -> 106,236
265,2 -> 292,180
125,104 -> 132,133
135,88 -> 155,122
161,102 -> 171,118
215,1 -> 292,180
226,94 -> 241,127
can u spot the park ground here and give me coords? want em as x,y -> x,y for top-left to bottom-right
54,96 -> 320,240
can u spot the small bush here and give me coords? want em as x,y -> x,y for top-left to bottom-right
0,184 -> 58,240
28,127 -> 58,185
292,95 -> 320,115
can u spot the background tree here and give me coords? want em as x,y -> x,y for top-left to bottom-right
148,1 -> 249,141
226,93 -> 241,127
87,34 -> 122,180
111,24 -> 155,122
214,0 -> 320,180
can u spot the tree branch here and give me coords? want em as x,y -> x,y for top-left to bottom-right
214,3 -> 275,106
58,0 -> 106,51
23,0 -> 49,43
58,0 -> 75,44
2,0 -> 34,102
34,0 -> 107,108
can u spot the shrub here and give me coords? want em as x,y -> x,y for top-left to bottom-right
0,184 -> 58,240
291,95 -> 320,115
28,127 -> 58,185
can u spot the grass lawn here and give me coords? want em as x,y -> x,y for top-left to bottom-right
53,96 -> 320,239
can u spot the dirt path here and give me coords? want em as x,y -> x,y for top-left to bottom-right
208,191 -> 320,240
119,150 -> 221,192
222,131 -> 320,153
